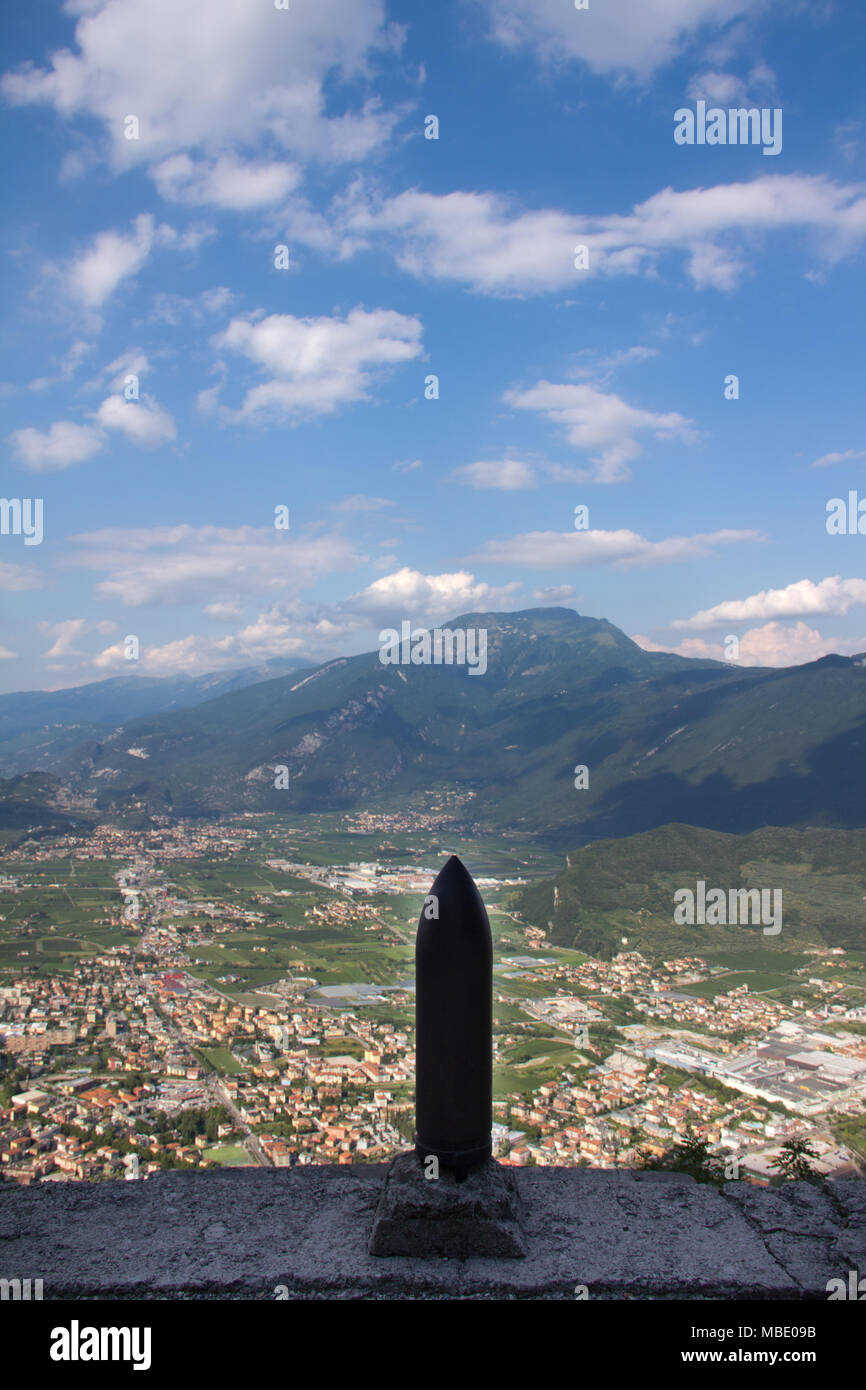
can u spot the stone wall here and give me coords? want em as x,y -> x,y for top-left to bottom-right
1,1164 -> 864,1299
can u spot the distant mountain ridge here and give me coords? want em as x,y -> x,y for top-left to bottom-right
16,606 -> 866,844
0,658 -> 306,776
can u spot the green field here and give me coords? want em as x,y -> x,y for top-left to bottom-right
204,1144 -> 252,1166
199,1047 -> 245,1075
0,856 -> 133,977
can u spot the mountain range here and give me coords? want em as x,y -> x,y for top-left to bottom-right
4,607 -> 866,846
0,658 -> 305,777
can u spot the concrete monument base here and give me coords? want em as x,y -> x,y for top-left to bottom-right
369,1151 -> 526,1258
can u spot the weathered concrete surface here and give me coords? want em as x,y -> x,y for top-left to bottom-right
369,1153 -> 526,1258
1,1163 -> 863,1299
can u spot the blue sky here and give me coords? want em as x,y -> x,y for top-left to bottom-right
1,0 -> 866,693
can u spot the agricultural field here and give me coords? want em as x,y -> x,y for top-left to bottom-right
0,859 -> 127,977
680,972 -> 799,999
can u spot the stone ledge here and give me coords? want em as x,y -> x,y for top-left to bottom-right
1,1164 -> 864,1300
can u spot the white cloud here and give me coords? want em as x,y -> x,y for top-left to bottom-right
41,618 -> 89,659
64,523 -> 364,606
332,494 -> 394,513
28,338 -> 91,392
209,307 -> 424,424
88,566 -> 521,676
534,585 -> 577,602
811,448 -> 866,469
503,381 -> 696,482
479,0 -> 761,78
344,566 -> 521,620
11,387 -> 175,473
737,622 -> 850,666
673,576 -> 866,629
686,62 -> 777,106
451,459 -> 537,490
1,0 -> 401,179
469,527 -> 758,569
0,645 -> 17,659
204,600 -> 242,619
95,393 -> 176,448
68,213 -> 164,309
834,120 -> 863,164
686,71 -> 747,104
339,174 -> 866,295
634,621 -> 863,668
10,420 -> 104,470
0,561 -> 45,592
151,154 -> 301,209
341,186 -> 586,295
87,349 -> 152,395
147,286 -> 235,327
89,587 -> 449,675
572,345 -> 659,380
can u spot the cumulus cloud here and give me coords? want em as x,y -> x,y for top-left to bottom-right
1,0 -> 401,183
67,213 -> 166,309
10,420 -> 104,470
12,388 -> 176,471
469,527 -> 759,569
634,621 -> 864,668
87,564 -> 523,676
151,154 -> 301,209
479,0 -> 761,78
94,393 -> 176,447
208,307 -> 423,424
338,174 -> 866,295
503,381 -> 696,482
451,459 -> 537,490
343,566 -> 521,620
672,576 -> 866,629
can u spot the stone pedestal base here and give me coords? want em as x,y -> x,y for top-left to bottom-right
369,1151 -> 526,1258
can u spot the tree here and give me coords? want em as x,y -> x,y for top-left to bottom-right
637,1134 -> 726,1187
771,1139 -> 821,1184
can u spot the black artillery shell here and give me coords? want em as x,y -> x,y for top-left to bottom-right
414,855 -> 492,1170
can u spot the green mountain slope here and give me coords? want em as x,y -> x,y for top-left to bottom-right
515,822 -> 866,959
21,606 -> 866,842
0,659 -> 305,777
